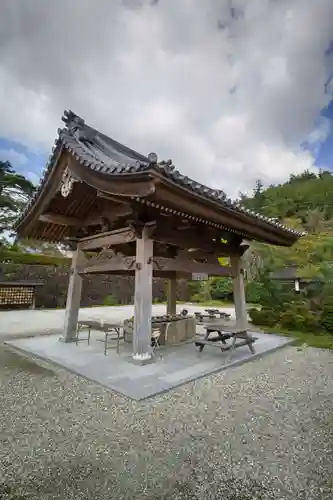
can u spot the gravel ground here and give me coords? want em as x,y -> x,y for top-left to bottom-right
0,344 -> 333,500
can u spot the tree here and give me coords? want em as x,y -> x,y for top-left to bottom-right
0,160 -> 35,238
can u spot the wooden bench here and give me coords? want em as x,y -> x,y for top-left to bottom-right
194,311 -> 217,322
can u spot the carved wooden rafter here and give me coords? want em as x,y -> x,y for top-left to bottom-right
80,253 -> 136,274
77,226 -> 136,251
81,247 -> 136,273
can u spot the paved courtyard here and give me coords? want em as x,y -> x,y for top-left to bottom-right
2,303 -> 291,399
6,330 -> 292,400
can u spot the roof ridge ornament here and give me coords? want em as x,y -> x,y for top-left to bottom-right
148,152 -> 158,164
62,110 -> 85,128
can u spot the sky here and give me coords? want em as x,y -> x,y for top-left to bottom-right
0,0 -> 332,198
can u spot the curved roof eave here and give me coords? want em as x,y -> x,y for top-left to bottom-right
14,109 -> 305,244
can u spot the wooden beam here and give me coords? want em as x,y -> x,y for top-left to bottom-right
153,226 -> 247,256
39,204 -> 133,228
153,257 -> 231,276
77,226 -> 136,251
97,191 -> 132,204
80,253 -> 232,277
39,213 -> 82,226
80,255 -> 136,274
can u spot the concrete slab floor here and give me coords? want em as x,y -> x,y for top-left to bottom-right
5,331 -> 293,400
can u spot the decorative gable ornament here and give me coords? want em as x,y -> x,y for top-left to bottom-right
60,167 -> 78,197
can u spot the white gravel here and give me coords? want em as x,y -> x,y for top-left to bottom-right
0,345 -> 333,499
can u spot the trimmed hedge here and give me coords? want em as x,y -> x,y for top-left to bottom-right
0,261 -> 191,309
249,307 -> 279,327
0,249 -> 70,266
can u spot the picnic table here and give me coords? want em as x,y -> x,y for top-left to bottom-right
205,309 -> 231,319
194,309 -> 231,323
194,322 -> 256,354
76,320 -> 123,355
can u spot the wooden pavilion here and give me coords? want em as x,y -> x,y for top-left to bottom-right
14,110 -> 303,363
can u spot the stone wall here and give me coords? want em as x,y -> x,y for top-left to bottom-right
0,263 -> 191,309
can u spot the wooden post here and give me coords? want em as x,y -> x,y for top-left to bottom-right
167,276 -> 177,315
61,248 -> 84,342
230,254 -> 248,329
132,227 -> 154,364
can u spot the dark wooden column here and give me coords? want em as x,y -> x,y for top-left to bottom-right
230,253 -> 248,329
166,276 -> 177,315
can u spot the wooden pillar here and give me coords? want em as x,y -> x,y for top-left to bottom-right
62,247 -> 84,342
230,253 -> 248,329
132,227 -> 154,364
166,276 -> 177,315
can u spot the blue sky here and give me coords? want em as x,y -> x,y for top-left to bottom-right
314,100 -> 333,169
0,137 -> 46,184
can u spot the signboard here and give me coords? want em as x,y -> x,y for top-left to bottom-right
191,273 -> 209,281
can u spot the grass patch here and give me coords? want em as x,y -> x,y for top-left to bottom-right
263,326 -> 333,350
177,300 -> 234,307
1,347 -> 55,376
178,300 -> 257,309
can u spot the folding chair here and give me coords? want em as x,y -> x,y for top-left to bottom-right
151,327 -> 161,354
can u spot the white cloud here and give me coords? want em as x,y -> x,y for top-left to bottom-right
0,0 -> 332,197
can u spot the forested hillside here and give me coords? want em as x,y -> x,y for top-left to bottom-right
237,170 -> 333,342
239,170 -> 333,280
240,169 -> 333,223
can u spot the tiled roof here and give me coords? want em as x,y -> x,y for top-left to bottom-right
15,110 -> 305,238
270,265 -> 298,280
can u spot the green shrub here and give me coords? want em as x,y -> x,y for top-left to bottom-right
103,294 -> 118,306
210,277 -> 233,301
249,307 -> 279,327
190,293 -> 202,303
153,297 -> 165,304
279,300 -> 321,332
321,296 -> 333,333
188,280 -> 201,298
245,281 -> 263,303
280,311 -> 305,330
